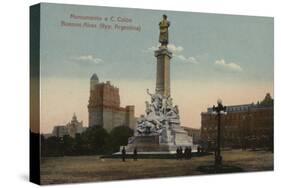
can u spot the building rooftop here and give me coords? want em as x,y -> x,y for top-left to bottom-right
204,93 -> 273,114
91,73 -> 99,81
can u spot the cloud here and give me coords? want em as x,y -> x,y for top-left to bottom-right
146,43 -> 183,53
176,55 -> 198,64
146,44 -> 199,64
167,44 -> 184,53
147,46 -> 158,51
214,59 -> 242,72
71,55 -> 104,65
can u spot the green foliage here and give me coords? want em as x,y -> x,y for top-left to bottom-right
62,135 -> 75,155
81,126 -> 111,154
110,126 -> 134,152
41,126 -> 133,156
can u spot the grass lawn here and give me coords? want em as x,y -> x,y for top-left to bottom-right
40,150 -> 273,185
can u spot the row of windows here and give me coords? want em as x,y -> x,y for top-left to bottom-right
202,125 -> 241,130
204,114 -> 244,120
227,105 -> 250,112
203,110 -> 272,121
202,125 -> 272,131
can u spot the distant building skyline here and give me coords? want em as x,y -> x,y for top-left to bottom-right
52,113 -> 86,137
43,74 -> 273,133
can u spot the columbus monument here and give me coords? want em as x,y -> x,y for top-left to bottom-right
123,15 -> 193,153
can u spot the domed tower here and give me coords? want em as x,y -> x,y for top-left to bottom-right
90,73 -> 99,91
67,113 -> 83,138
88,73 -> 99,127
71,113 -> 77,123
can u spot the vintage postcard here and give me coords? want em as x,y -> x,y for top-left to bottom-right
30,3 -> 274,185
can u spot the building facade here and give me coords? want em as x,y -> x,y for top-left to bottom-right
88,74 -> 136,132
52,113 -> 85,138
201,93 -> 273,150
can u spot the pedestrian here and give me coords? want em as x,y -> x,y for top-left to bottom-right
184,147 -> 188,159
179,146 -> 183,160
176,147 -> 179,160
133,147 -> 138,161
189,147 -> 192,159
122,146 -> 126,162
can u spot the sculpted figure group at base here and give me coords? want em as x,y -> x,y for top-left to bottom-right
136,89 -> 180,136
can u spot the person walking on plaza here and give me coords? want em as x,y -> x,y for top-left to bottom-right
197,146 -> 201,154
133,147 -> 138,161
189,147 -> 192,159
179,146 -> 183,160
122,146 -> 126,162
184,147 -> 189,159
176,147 -> 179,160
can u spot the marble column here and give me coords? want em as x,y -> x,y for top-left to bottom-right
154,46 -> 172,97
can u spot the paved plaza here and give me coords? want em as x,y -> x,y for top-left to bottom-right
40,150 -> 273,185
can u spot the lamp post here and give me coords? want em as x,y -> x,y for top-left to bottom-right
212,99 -> 227,166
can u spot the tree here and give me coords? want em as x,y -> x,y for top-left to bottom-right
62,135 -> 75,155
81,126 -> 110,154
73,133 -> 87,155
109,126 -> 134,152
43,136 -> 64,156
41,126 -> 134,156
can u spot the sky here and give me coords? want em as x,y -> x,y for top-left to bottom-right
39,3 -> 274,133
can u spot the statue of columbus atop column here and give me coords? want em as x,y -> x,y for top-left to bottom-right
159,14 -> 170,46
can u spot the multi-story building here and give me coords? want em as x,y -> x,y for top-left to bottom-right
52,113 -> 85,138
201,93 -> 273,150
88,74 -> 136,132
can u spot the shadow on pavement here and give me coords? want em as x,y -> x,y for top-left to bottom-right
197,165 -> 244,174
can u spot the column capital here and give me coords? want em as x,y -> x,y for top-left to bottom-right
154,47 -> 172,58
